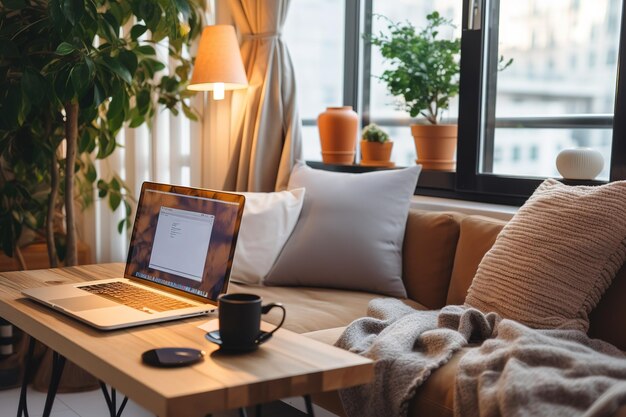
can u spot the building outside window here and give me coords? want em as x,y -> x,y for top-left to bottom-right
284,0 -> 625,202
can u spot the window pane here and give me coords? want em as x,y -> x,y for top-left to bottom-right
301,125 -> 322,162
483,0 -> 621,180
284,0 -> 345,158
493,128 -> 612,179
377,126 -> 417,167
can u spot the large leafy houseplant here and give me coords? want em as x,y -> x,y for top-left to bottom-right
0,0 -> 203,268
369,11 -> 460,125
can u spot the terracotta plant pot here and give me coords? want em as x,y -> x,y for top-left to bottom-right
360,140 -> 395,167
410,124 -> 457,171
318,106 -> 358,165
321,151 -> 356,165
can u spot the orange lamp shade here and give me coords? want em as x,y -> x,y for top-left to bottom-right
188,25 -> 248,93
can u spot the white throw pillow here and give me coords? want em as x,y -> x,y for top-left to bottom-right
264,162 -> 421,297
230,188 -> 306,285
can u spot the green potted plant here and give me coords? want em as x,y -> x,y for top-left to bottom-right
369,11 -> 460,170
0,0 -> 203,269
360,123 -> 394,167
0,0 -> 203,392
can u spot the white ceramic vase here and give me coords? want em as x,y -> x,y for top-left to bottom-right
555,148 -> 604,180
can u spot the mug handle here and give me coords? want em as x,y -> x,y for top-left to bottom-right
256,303 -> 286,344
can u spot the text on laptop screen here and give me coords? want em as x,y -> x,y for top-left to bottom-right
125,188 -> 241,301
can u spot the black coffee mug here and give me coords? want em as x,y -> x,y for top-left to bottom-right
214,293 -> 286,351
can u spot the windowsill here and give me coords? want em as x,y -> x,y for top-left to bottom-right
410,195 -> 517,221
305,161 -> 526,206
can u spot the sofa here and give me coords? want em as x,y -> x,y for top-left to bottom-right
227,208 -> 626,417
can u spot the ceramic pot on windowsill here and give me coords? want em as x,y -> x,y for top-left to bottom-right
318,106 -> 358,165
410,124 -> 457,171
360,140 -> 395,167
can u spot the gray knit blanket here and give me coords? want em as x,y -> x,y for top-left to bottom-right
335,299 -> 626,417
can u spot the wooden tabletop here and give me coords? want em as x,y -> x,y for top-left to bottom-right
0,263 -> 373,417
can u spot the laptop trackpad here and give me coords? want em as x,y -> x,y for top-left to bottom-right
50,295 -> 118,311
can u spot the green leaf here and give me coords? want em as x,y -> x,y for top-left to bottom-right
136,89 -> 150,115
181,101 -> 198,121
118,49 -> 138,77
93,81 -> 105,107
56,42 -> 76,56
85,160 -> 97,183
97,179 -> 108,198
117,219 -> 125,234
137,2 -> 156,21
142,59 -> 166,78
130,24 -> 148,41
110,177 -> 121,191
22,68 -> 44,105
79,129 -> 92,153
103,12 -> 120,36
102,55 -> 132,84
136,45 -> 156,56
128,108 -> 145,128
108,2 -> 124,27
109,191 -> 121,211
96,133 -> 110,160
107,92 -> 124,121
70,63 -> 92,97
139,2 -> 158,31
107,110 -> 124,134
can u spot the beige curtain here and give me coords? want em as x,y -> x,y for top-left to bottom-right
224,0 -> 302,192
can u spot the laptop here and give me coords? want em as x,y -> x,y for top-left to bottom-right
23,182 -> 245,330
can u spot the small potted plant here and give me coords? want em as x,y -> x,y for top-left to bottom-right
360,123 -> 394,167
369,11 -> 460,170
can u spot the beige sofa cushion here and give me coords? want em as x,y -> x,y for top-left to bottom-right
402,210 -> 462,309
228,282 -> 424,334
589,263 -> 626,350
446,215 -> 505,305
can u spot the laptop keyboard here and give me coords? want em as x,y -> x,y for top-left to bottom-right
80,282 -> 196,313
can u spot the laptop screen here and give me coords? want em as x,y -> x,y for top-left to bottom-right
124,183 -> 245,304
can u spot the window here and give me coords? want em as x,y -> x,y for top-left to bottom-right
283,0 -> 345,162
458,0 -> 626,201
286,0 -> 626,204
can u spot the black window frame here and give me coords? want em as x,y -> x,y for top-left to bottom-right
456,0 -> 626,203
302,0 -> 626,206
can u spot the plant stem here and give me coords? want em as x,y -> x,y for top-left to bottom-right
14,245 -> 27,271
64,101 -> 78,266
47,140 -> 59,268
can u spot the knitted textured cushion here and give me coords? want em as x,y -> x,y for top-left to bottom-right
465,179 -> 626,331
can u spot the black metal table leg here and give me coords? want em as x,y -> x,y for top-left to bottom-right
303,395 -> 315,417
255,404 -> 262,417
238,408 -> 248,417
41,351 -> 66,417
100,382 -> 129,417
16,336 -> 36,417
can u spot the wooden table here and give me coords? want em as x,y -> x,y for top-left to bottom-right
0,263 -> 373,417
